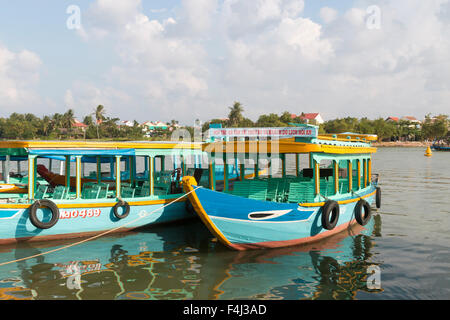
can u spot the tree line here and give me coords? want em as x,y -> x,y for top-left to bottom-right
0,106 -> 145,141
1,102 -> 449,142
199,102 -> 449,142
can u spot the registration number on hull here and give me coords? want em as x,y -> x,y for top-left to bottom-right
59,209 -> 101,219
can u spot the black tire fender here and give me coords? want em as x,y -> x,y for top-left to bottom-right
355,199 -> 372,226
321,200 -> 340,230
375,187 -> 381,209
29,199 -> 59,229
113,200 -> 130,219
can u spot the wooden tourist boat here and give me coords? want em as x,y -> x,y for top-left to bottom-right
0,140 -> 214,245
182,125 -> 382,250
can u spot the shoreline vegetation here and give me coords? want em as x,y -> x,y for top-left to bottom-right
372,141 -> 432,147
0,102 -> 449,144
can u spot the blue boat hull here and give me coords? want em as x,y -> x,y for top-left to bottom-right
183,177 -> 376,250
0,197 -> 194,245
431,145 -> 450,151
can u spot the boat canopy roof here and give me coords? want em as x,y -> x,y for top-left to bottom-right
203,138 -> 377,155
28,148 -> 135,157
0,155 -> 128,163
203,125 -> 377,155
0,140 -> 203,158
206,124 -> 319,141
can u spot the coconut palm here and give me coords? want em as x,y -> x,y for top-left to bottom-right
51,113 -> 64,138
228,102 -> 244,127
62,109 -> 75,129
93,105 -> 106,139
41,115 -> 52,137
60,109 -> 75,138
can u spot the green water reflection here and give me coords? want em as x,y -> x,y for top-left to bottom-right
0,214 -> 382,300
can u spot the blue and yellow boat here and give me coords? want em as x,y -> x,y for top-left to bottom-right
0,140 -> 238,245
431,144 -> 450,151
182,125 -> 381,250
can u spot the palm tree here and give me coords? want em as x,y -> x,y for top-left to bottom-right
62,109 -> 75,138
83,115 -> 93,126
41,115 -> 52,137
228,101 -> 244,127
63,109 -> 75,129
51,113 -> 64,138
93,105 -> 106,139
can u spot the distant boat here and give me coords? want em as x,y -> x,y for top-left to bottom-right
431,144 -> 450,151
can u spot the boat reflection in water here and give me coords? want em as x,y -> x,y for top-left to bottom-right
0,214 -> 382,300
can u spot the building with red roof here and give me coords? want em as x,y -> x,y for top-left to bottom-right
291,112 -> 324,124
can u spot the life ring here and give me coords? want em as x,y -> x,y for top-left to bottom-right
113,200 -> 130,219
29,199 -> 59,229
355,199 -> 371,226
321,200 -> 340,230
375,187 -> 381,208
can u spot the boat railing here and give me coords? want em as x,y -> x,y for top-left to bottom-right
371,173 -> 379,185
223,172 -> 374,204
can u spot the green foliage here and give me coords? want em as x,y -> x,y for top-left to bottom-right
0,100 -> 448,143
255,113 -> 287,127
0,106 -> 146,141
227,102 -> 244,127
422,114 -> 448,140
323,117 -> 359,134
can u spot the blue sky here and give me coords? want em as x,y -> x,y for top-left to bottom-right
1,0 -> 449,124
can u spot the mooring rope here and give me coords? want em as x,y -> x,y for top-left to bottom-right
0,185 -> 201,267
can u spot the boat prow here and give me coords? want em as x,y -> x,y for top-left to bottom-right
182,176 -> 233,248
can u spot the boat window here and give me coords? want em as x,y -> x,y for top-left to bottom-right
82,160 -> 97,179
0,156 -> 22,183
320,159 -> 333,169
1,158 -> 26,182
135,156 -> 148,180
351,159 -> 365,191
98,159 -> 115,180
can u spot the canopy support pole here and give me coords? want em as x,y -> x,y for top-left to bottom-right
115,156 -> 121,198
65,156 -> 71,189
76,156 -> 82,199
348,160 -> 353,193
334,160 -> 339,195
27,155 -> 36,201
314,160 -> 320,197
149,156 -> 154,196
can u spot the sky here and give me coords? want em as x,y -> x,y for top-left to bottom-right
0,0 -> 449,125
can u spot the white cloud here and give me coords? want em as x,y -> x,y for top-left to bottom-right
281,0 -> 304,18
344,8 -> 366,27
64,89 -> 75,108
64,0 -> 450,123
88,0 -> 142,29
320,7 -> 338,24
179,0 -> 218,34
64,81 -> 133,119
273,17 -> 333,61
0,46 -> 42,112
220,0 -> 304,39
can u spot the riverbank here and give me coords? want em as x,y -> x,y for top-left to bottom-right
372,141 -> 431,147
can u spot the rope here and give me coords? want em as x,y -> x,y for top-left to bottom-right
0,186 -> 201,267
351,190 -> 363,200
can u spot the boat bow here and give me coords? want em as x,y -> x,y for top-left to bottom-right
182,176 -> 234,249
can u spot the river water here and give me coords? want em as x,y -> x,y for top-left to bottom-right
0,147 -> 448,300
